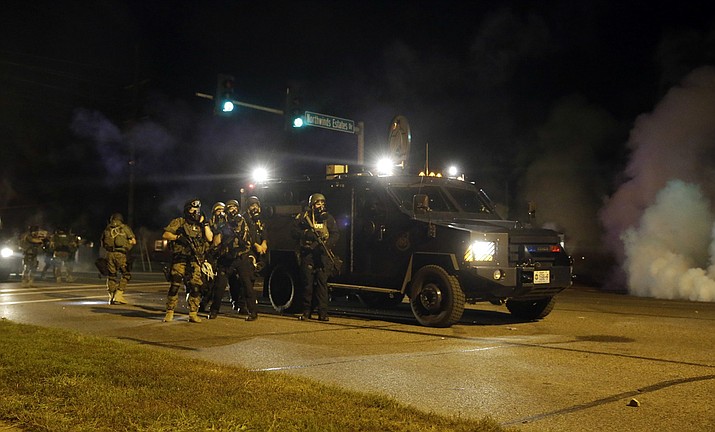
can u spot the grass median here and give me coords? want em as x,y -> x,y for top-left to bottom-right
0,319 -> 512,432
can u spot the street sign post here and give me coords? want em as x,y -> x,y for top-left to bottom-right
304,111 -> 355,134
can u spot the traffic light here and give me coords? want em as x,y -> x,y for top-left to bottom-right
215,74 -> 235,115
285,87 -> 304,129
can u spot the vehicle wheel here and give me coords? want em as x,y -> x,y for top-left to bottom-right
409,265 -> 465,327
267,264 -> 301,313
506,296 -> 556,320
359,292 -> 405,309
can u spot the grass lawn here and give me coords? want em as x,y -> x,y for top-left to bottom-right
0,319 -> 513,432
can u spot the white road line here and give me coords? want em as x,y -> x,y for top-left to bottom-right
0,295 -> 109,305
0,282 -> 160,295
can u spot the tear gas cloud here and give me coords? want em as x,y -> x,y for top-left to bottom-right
600,66 -> 715,302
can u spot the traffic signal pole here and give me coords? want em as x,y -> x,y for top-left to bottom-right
195,92 -> 284,115
196,90 -> 364,164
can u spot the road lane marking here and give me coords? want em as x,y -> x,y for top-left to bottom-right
0,295 -> 108,305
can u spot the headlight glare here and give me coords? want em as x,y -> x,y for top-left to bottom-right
464,241 -> 495,262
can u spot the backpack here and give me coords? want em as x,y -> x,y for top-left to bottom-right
102,223 -> 128,250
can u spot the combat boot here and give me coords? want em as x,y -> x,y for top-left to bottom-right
187,295 -> 202,323
113,290 -> 127,305
163,295 -> 179,322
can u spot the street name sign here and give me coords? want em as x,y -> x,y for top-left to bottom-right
304,111 -> 355,134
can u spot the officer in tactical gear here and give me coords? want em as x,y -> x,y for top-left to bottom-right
244,196 -> 268,274
101,213 -> 136,305
210,199 -> 259,321
162,199 -> 214,323
199,202 -> 226,312
50,228 -> 79,283
20,225 -> 48,287
292,193 -> 339,322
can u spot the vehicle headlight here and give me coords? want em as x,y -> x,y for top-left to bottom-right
464,241 -> 495,262
1,247 -> 14,258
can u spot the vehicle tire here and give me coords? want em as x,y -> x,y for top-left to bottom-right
359,292 -> 405,309
506,296 -> 556,320
409,265 -> 465,327
267,264 -> 301,313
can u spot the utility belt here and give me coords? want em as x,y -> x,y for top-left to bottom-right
105,247 -> 126,253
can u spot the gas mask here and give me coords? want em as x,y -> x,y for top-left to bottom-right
225,201 -> 240,222
312,199 -> 327,222
183,199 -> 202,223
248,203 -> 261,221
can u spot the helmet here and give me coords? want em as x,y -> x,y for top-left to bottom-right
245,196 -> 261,207
183,198 -> 202,222
109,213 -> 124,223
225,199 -> 240,220
309,193 -> 326,208
212,202 -> 225,214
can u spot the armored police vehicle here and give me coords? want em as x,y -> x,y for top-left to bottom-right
253,166 -> 572,327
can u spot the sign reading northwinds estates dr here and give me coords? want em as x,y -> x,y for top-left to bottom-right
304,111 -> 355,134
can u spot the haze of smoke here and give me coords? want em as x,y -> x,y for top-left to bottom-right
600,66 -> 715,301
519,95 -> 619,256
622,180 -> 714,302
70,108 -> 125,177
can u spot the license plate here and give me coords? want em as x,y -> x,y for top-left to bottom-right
534,270 -> 550,284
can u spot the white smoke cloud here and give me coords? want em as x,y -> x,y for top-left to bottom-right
622,180 -> 715,302
601,66 -> 715,301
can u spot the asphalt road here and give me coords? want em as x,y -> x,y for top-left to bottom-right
1,272 -> 713,431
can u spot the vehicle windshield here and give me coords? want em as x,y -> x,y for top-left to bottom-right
388,185 -> 494,214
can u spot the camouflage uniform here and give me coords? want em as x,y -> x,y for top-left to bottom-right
20,226 -> 47,286
50,229 -> 78,283
162,199 -> 213,323
102,213 -> 136,305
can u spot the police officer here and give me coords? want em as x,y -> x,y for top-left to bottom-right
210,199 -> 258,321
101,213 -> 136,305
243,196 -> 268,274
20,225 -> 47,287
162,199 -> 213,323
199,202 -> 226,312
49,228 -> 78,283
293,193 -> 339,322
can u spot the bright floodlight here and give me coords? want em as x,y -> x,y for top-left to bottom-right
448,166 -> 459,177
222,100 -> 235,112
252,167 -> 269,183
375,157 -> 394,176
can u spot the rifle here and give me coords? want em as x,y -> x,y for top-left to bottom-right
177,225 -> 215,281
303,214 -> 343,276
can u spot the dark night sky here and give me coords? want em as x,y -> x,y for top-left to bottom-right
2,0 -> 715,268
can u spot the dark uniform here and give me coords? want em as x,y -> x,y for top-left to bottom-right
292,193 -> 339,322
199,202 -> 226,312
101,213 -> 136,305
243,195 -> 268,275
210,199 -> 258,321
162,199 -> 213,323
